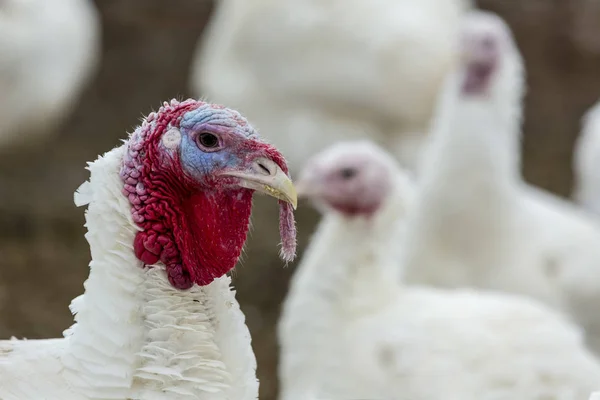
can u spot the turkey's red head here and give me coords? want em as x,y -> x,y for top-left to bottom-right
120,99 -> 297,289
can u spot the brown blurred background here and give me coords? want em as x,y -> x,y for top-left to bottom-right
1,1 -> 600,399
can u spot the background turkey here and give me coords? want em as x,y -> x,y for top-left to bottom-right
0,0 -> 100,150
400,10 -> 600,356
279,140 -> 600,399
2,1 -> 600,399
191,0 -> 471,175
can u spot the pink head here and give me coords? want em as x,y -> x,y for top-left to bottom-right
120,99 -> 297,289
295,141 -> 396,217
460,11 -> 514,95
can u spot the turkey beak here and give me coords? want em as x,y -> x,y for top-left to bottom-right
223,157 -> 298,210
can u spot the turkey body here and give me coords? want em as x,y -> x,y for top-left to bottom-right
278,142 -> 600,400
191,0 -> 471,173
0,0 -> 100,148
0,99 -> 298,399
401,11 -> 600,355
0,146 -> 258,400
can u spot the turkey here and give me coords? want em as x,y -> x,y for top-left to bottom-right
400,10 -> 600,355
0,0 -> 100,149
278,140 -> 600,400
573,98 -> 600,216
0,99 -> 297,400
190,0 -> 472,173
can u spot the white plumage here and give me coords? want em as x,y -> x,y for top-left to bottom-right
573,98 -> 600,216
401,10 -> 600,355
0,99 -> 300,400
279,140 -> 600,400
190,0 -> 471,173
0,0 -> 100,148
0,146 -> 257,400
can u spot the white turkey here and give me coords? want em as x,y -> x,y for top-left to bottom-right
278,140 -> 600,400
0,0 -> 100,149
400,10 -> 600,355
0,99 -> 298,400
573,98 -> 600,216
190,0 -> 472,173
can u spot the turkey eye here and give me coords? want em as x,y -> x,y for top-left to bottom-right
339,167 -> 357,179
197,132 -> 220,149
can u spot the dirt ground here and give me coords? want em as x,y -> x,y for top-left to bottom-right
1,1 -> 600,399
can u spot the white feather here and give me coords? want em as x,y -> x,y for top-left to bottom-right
279,146 -> 600,399
401,10 -> 600,356
573,98 -> 600,216
74,180 -> 93,207
0,0 -> 100,148
0,144 -> 259,399
190,0 -> 472,173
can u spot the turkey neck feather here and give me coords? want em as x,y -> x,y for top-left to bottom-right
61,145 -> 258,400
279,179 -> 411,398
421,76 -> 522,205
284,179 -> 411,324
399,48 -> 526,284
409,48 -> 525,236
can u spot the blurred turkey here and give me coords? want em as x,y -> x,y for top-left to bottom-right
190,0 -> 472,173
401,10 -> 600,355
573,98 -> 600,216
0,99 -> 297,400
278,140 -> 600,400
0,0 -> 100,149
